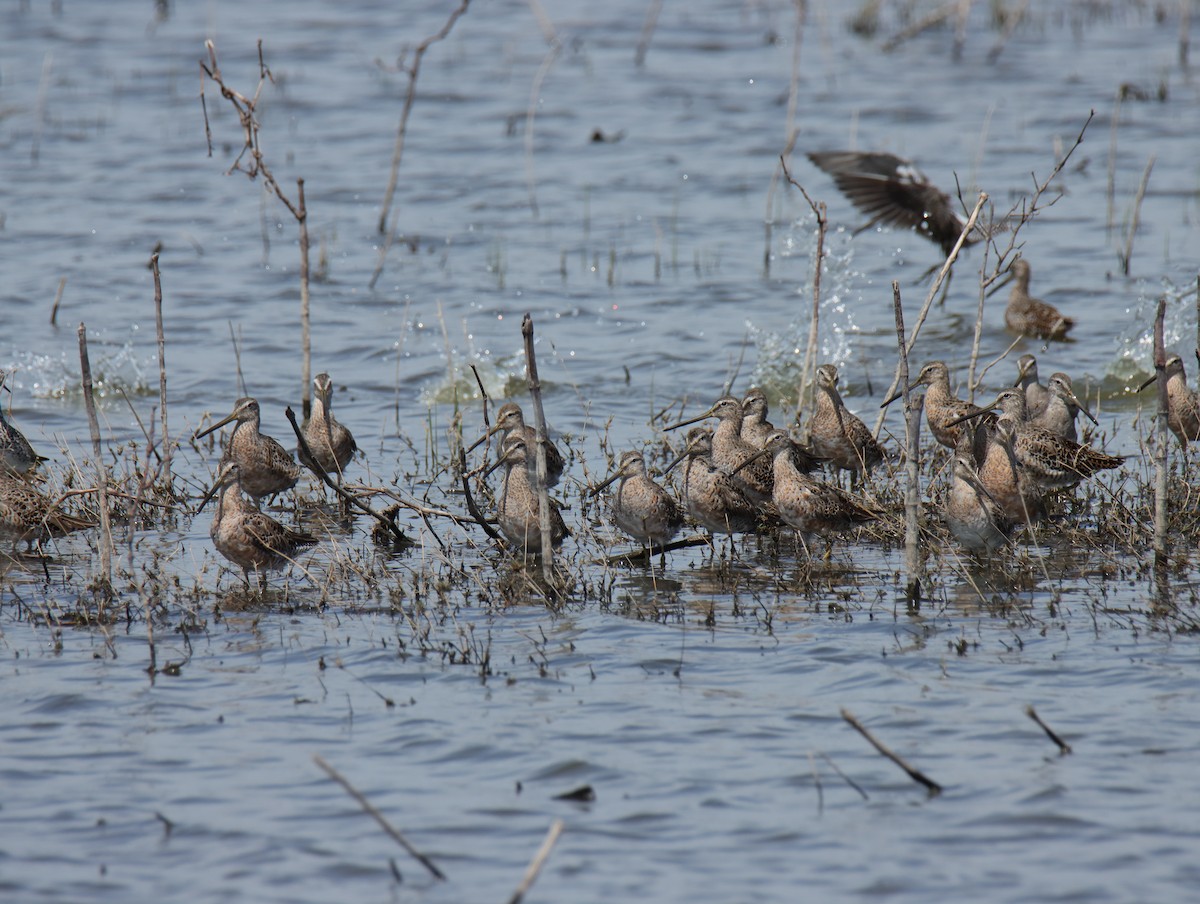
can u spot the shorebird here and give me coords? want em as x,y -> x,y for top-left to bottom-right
882,360 -> 991,450
1014,354 -> 1050,418
1138,355 -> 1200,449
0,473 -> 93,549
301,373 -> 357,479
745,430 -> 877,540
809,364 -> 884,477
484,433 -> 567,555
1033,373 -> 1096,443
666,396 -> 774,504
195,398 -> 300,501
944,445 -> 1012,553
591,450 -> 682,550
663,427 -> 762,535
469,402 -> 564,488
807,150 -> 987,256
0,372 -> 48,477
740,388 -> 776,448
1002,258 -> 1075,341
199,462 -> 317,589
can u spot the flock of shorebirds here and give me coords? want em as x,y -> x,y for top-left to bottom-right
0,152 -> 1193,588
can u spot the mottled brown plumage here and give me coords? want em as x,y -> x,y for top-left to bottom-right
195,398 -> 300,501
666,396 -> 774,503
0,474 -> 93,547
1138,355 -> 1200,448
757,431 -> 877,538
663,428 -> 761,535
944,446 -> 1011,553
809,364 -> 884,476
1004,259 -> 1074,341
485,433 -> 567,555
0,372 -> 48,477
302,373 -> 357,478
591,450 -> 682,549
1014,354 -> 1050,419
886,360 -> 991,450
470,402 -> 564,488
1032,373 -> 1096,443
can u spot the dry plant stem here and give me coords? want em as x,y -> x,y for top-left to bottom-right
965,242 -> 995,404
312,755 -> 446,882
892,281 -> 922,602
506,819 -> 565,904
1152,299 -> 1168,565
78,323 -> 114,596
818,751 -> 870,801
882,0 -> 957,51
1120,154 -> 1155,276
150,253 -> 171,480
297,178 -> 312,418
986,0 -> 1029,63
520,314 -> 557,584
524,41 -> 561,220
283,407 -> 409,545
779,156 -> 826,430
872,192 -> 987,438
634,0 -> 663,67
762,1 -> 807,278
460,450 -> 503,542
1024,705 -> 1072,755
1106,91 -> 1122,232
377,0 -> 471,235
49,276 -> 66,326
841,708 -> 942,796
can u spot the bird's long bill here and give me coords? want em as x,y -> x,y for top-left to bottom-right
663,406 -> 716,432
944,399 -> 998,429
588,469 -> 623,496
482,449 -> 512,480
662,443 -> 696,475
194,407 -> 241,440
1136,372 -> 1158,393
197,461 -> 237,512
1065,387 -> 1100,425
880,386 -> 905,408
465,423 -> 500,454
727,447 -> 770,478
1013,359 -> 1034,386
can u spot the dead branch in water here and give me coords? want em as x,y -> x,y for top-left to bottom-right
150,252 -> 172,483
779,155 -> 826,434
1024,705 -> 1072,755
78,323 -> 114,603
506,819 -> 564,904
841,708 -> 942,796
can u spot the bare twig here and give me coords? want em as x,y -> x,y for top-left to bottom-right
49,276 -> 66,326
634,0 -> 663,67
1119,154 -> 1155,276
779,156 -> 826,432
1152,298 -> 1168,565
78,323 -> 114,599
841,708 -> 942,796
1024,705 -> 1072,755
150,253 -> 172,480
892,281 -> 922,604
506,819 -> 564,904
313,755 -> 446,881
521,313 -> 558,586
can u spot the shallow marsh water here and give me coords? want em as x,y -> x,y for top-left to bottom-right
1,1 -> 1199,902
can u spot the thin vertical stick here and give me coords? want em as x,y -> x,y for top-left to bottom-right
779,156 -> 825,433
49,276 -> 66,326
1106,91 -> 1122,232
150,253 -> 171,480
506,819 -> 564,904
1119,155 -> 1155,276
892,282 -> 922,603
521,313 -> 557,587
965,240 -> 992,404
297,178 -> 312,419
1152,298 -> 1168,565
78,323 -> 114,598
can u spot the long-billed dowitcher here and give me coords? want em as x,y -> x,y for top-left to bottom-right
199,461 -> 317,589
967,418 -> 1045,529
1014,354 -> 1050,418
740,388 -> 775,448
663,427 -> 761,535
0,372 -> 48,477
302,372 -> 357,480
1033,373 -> 1096,443
944,446 -> 1011,553
591,450 -> 682,549
469,402 -> 564,488
1138,354 -> 1200,448
749,430 -> 877,539
807,150 -> 987,256
666,396 -> 774,503
882,360 -> 991,450
809,364 -> 884,477
195,398 -> 300,502
0,473 -> 93,548
1002,259 -> 1075,341
484,433 -> 567,554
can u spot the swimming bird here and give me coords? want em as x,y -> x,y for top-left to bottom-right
199,462 -> 317,589
663,427 -> 762,535
301,372 -> 357,479
809,364 -> 884,477
1002,258 -> 1075,341
590,450 -> 682,550
1138,354 -> 1200,449
195,398 -> 300,501
1033,373 -> 1096,443
0,372 -> 49,477
882,360 -> 991,450
0,473 -> 93,548
469,402 -> 564,488
1013,354 -> 1050,418
665,396 -> 775,504
807,150 -> 987,256
484,433 -> 567,555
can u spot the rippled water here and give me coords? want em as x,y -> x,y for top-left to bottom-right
2,1 -> 1199,901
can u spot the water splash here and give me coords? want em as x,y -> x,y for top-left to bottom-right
4,331 -> 153,402
1110,274 -> 1199,388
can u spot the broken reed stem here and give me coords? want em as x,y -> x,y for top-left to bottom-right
506,819 -> 564,904
77,323 -> 114,598
49,276 -> 66,326
376,0 -> 471,234
520,313 -> 557,586
1024,705 -> 1072,755
840,708 -> 942,796
873,192 -> 987,438
312,755 -> 446,882
297,178 -> 312,419
150,253 -> 171,481
892,281 -> 922,603
779,155 -> 826,432
1152,298 -> 1168,565
1120,154 -> 1155,276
